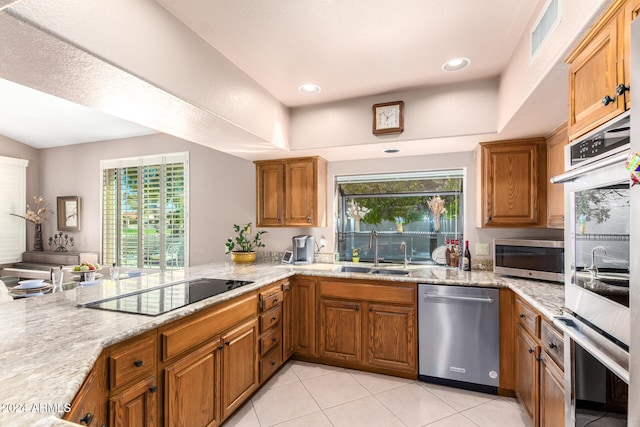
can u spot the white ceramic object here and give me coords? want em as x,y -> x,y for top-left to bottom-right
16,279 -> 45,289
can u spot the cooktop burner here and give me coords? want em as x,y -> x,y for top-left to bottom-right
83,278 -> 254,316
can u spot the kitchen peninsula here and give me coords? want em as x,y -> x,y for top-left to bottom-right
0,260 -> 564,427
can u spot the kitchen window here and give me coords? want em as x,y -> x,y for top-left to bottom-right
336,169 -> 464,263
101,152 -> 189,270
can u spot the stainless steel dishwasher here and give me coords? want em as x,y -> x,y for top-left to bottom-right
418,284 -> 500,393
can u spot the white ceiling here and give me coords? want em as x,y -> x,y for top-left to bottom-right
0,0 -> 575,157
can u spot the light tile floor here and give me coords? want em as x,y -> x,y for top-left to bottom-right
222,361 -> 532,427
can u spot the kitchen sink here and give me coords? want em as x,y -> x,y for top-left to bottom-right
333,266 -> 410,276
370,269 -> 410,276
334,266 -> 373,273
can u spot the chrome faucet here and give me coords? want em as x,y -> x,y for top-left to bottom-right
587,246 -> 607,278
368,230 -> 380,267
400,241 -> 408,268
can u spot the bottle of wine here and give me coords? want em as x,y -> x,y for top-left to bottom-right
463,240 -> 471,271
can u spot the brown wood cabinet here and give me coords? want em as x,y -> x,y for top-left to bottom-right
258,283 -> 285,383
109,376 -> 158,427
64,363 -> 108,426
164,340 -> 222,427
221,318 -> 259,419
476,138 -> 547,227
512,296 -> 565,427
291,276 -> 317,357
319,298 -> 362,362
282,280 -> 294,360
255,156 -> 327,227
566,0 -> 640,140
546,123 -> 568,228
315,278 -> 417,377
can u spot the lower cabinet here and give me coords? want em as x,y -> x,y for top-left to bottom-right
221,318 -> 259,419
315,278 -> 417,377
513,296 -> 565,427
291,276 -> 317,357
164,340 -> 222,427
109,376 -> 158,427
64,364 -> 108,426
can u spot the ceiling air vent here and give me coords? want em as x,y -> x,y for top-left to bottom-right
530,0 -> 561,61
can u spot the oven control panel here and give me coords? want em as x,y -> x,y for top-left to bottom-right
568,113 -> 630,168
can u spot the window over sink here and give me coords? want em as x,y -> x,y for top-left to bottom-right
335,169 -> 464,264
101,152 -> 189,270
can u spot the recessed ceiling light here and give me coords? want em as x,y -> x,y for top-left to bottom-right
442,57 -> 470,72
384,149 -> 400,154
298,83 -> 321,94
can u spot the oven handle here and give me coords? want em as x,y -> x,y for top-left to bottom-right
550,151 -> 628,184
553,315 -> 629,384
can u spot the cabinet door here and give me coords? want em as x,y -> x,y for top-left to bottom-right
164,341 -> 222,427
478,139 -> 546,227
514,324 -> 539,427
546,123 -> 568,229
623,0 -> 640,110
539,350 -> 565,427
65,367 -> 107,427
221,319 -> 259,420
284,159 -> 315,226
291,277 -> 316,356
282,281 -> 294,359
319,298 -> 362,362
367,304 -> 416,373
109,376 -> 158,427
256,162 -> 284,226
568,13 -> 623,140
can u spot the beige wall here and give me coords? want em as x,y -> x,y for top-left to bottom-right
38,133 -> 255,266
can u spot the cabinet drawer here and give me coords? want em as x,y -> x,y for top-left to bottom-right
260,306 -> 282,333
260,345 -> 283,383
319,280 -> 415,305
541,320 -> 564,370
260,291 -> 283,312
260,325 -> 282,356
515,296 -> 540,337
161,293 -> 257,361
109,336 -> 156,390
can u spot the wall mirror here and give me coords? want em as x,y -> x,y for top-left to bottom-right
57,196 -> 81,231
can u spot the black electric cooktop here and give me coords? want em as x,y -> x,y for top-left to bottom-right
83,278 -> 254,316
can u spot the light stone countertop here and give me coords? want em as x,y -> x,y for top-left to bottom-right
0,261 -> 565,426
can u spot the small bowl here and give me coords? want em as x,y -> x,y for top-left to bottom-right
128,270 -> 143,277
17,279 -> 45,289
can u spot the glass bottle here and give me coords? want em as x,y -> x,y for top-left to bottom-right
463,240 -> 472,271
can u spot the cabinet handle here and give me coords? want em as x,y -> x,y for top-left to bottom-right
274,298 -> 278,303
602,95 -> 616,106
271,360 -> 277,366
616,84 -> 630,96
487,216 -> 492,222
535,356 -> 542,362
225,341 -> 231,346
218,345 -> 224,350
307,217 -> 312,223
133,359 -> 143,368
79,412 -> 93,425
271,316 -> 277,321
519,313 -> 525,318
369,308 -> 373,312
272,337 -> 277,342
548,342 -> 558,349
528,348 -> 534,354
149,386 -> 158,393
355,306 -> 360,311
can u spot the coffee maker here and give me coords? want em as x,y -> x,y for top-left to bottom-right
292,235 -> 315,265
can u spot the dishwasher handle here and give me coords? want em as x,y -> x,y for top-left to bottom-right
423,293 -> 494,303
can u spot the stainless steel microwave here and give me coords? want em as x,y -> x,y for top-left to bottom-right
493,238 -> 564,282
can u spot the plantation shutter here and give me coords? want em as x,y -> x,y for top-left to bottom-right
0,156 -> 28,263
101,152 -> 188,269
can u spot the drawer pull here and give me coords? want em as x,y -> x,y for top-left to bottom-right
218,345 -> 224,350
271,317 -> 277,322
133,359 -> 143,368
272,337 -> 277,342
225,341 -> 231,346
149,386 -> 158,393
528,348 -> 534,354
274,298 -> 278,303
519,313 -> 525,319
79,412 -> 93,425
548,342 -> 558,349
271,360 -> 277,366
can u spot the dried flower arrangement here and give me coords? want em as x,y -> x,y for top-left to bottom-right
428,195 -> 447,231
11,196 -> 51,224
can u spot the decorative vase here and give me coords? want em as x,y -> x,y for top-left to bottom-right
354,219 -> 360,232
352,256 -> 360,263
231,251 -> 256,264
34,223 -> 44,251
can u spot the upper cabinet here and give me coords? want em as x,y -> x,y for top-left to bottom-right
546,122 -> 568,229
475,138 -> 547,228
567,0 -> 640,140
255,156 -> 327,227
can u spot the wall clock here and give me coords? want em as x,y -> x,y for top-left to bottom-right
372,101 -> 404,135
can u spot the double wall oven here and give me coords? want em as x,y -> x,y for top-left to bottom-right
552,112 -> 630,426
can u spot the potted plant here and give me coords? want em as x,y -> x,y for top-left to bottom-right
225,223 -> 267,263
